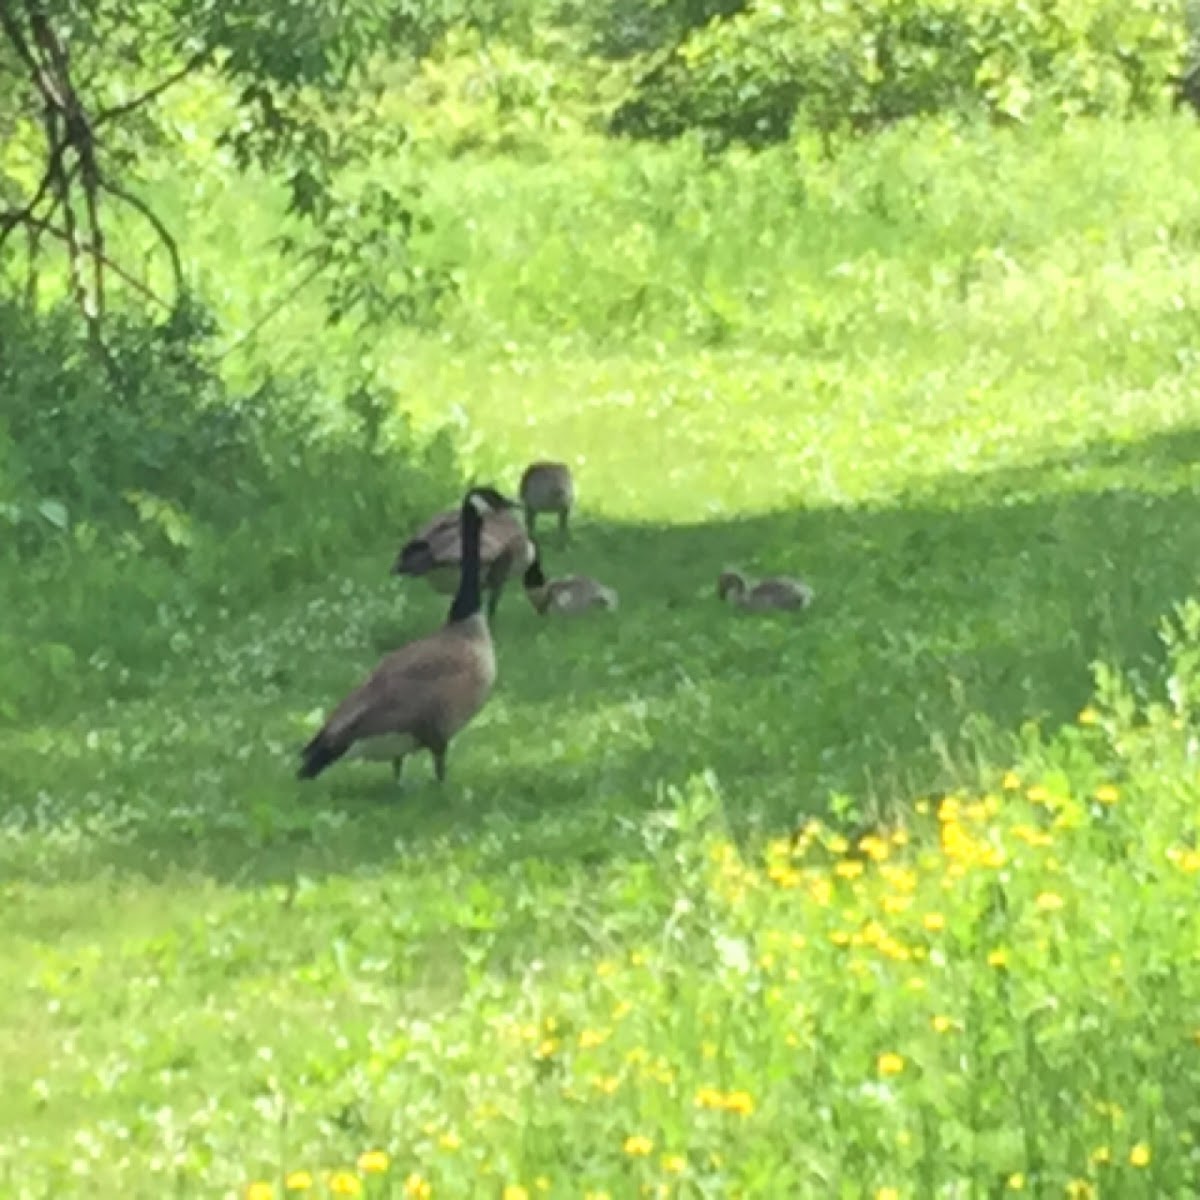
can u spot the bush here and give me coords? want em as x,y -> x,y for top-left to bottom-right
0,300 -> 454,719
610,0 -> 1189,148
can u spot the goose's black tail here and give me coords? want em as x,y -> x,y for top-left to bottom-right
393,538 -> 435,577
297,732 -> 347,780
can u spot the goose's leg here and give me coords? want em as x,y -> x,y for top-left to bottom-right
392,756 -> 405,784
558,508 -> 569,545
431,742 -> 448,783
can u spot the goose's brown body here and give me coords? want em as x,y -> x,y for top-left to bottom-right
394,506 -> 533,617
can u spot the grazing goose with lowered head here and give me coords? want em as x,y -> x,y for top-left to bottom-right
299,485 -> 517,784
393,496 -> 533,619
523,550 -> 618,616
519,461 -> 575,543
717,568 -> 814,613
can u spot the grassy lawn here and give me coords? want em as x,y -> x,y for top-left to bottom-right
6,118 -> 1200,1197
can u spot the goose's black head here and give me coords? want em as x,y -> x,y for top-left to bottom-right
523,544 -> 547,590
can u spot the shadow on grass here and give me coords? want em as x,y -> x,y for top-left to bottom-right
5,424 -> 1200,887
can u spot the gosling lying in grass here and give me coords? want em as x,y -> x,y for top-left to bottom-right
717,568 -> 813,613
523,551 -> 618,616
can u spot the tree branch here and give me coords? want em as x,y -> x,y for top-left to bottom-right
18,214 -> 171,309
98,176 -> 185,305
0,135 -> 72,254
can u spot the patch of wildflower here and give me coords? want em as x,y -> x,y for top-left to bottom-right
695,1087 -> 756,1114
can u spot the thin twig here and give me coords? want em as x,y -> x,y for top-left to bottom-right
218,250 -> 331,360
94,51 -> 210,128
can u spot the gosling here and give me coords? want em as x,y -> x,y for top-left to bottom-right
519,461 -> 575,543
717,568 -> 813,613
523,553 -> 617,616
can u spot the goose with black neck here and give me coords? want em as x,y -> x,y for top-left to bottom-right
298,485 -> 517,785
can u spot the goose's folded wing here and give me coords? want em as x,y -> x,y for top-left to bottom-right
320,636 -> 477,742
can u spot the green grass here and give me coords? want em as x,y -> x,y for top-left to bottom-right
7,116 -> 1200,1196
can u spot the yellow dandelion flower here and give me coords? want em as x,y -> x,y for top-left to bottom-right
1026,785 -> 1049,804
891,827 -> 910,846
612,1000 -> 633,1021
624,1135 -> 654,1157
931,1015 -> 955,1034
1002,771 -> 1021,790
724,1090 -> 755,1115
358,1151 -> 389,1175
246,1184 -> 274,1200
876,1189 -> 900,1200
1078,707 -> 1100,725
836,859 -> 865,880
987,948 -> 1009,968
630,950 -> 647,966
1093,784 -> 1119,805
662,1155 -> 686,1174
1129,1143 -> 1151,1167
329,1174 -> 362,1198
502,1187 -> 529,1200
1065,1182 -> 1095,1200
535,1181 -> 551,1193
827,834 -> 849,854
923,912 -> 946,932
859,835 -> 890,862
592,1075 -> 620,1094
1011,824 -> 1053,847
829,930 -> 852,946
695,1086 -> 724,1109
768,864 -> 802,888
596,960 -> 617,978
1090,1145 -> 1111,1165
579,1028 -> 609,1049
438,1131 -> 462,1152
1006,1173 -> 1024,1190
1035,892 -> 1065,912
877,1052 -> 905,1076
284,1173 -> 313,1193
402,1175 -> 431,1200
584,1193 -> 612,1200
1176,849 -> 1200,873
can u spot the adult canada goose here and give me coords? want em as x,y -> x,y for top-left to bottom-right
523,551 -> 618,616
717,568 -> 814,613
393,498 -> 534,619
519,461 -> 575,542
299,485 -> 518,784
